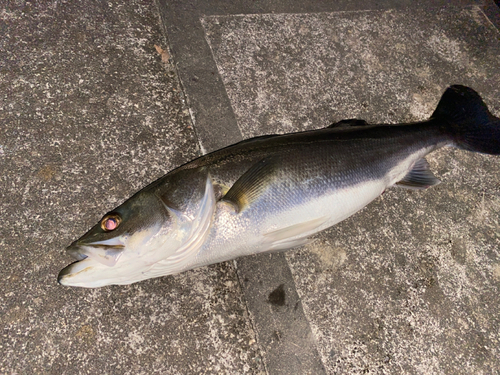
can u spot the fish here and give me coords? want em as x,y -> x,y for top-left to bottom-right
58,85 -> 500,288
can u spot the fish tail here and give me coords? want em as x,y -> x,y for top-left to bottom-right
432,85 -> 500,155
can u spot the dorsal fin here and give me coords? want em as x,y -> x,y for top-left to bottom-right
396,158 -> 440,190
328,119 -> 369,128
223,158 -> 277,212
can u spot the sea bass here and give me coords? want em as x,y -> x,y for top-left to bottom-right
58,85 -> 500,288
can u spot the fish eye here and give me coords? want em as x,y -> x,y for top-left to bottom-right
101,213 -> 121,232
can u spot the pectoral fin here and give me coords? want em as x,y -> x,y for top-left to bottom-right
223,158 -> 277,212
397,158 -> 440,190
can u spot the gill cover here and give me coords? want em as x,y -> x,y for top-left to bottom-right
144,175 -> 216,277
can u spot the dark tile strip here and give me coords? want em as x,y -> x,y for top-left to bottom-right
157,4 -> 242,153
157,1 -> 327,373
236,253 -> 327,375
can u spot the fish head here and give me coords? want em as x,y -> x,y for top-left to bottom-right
58,190 -> 181,288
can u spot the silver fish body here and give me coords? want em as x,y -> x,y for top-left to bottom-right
58,86 -> 500,287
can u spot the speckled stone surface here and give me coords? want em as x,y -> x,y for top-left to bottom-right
203,7 -> 500,137
0,1 -> 263,374
3,0 -> 500,373
202,7 -> 500,374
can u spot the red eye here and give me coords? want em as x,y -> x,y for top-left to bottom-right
105,218 -> 117,230
101,214 -> 121,231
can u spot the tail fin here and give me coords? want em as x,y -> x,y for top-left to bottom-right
432,85 -> 500,155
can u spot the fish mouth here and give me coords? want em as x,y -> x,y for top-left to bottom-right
58,239 -> 126,285
67,245 -> 89,261
57,257 -> 106,287
65,243 -> 125,262
57,260 -> 81,284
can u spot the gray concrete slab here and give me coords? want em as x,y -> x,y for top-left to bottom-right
0,1 -> 262,374
160,0 -> 500,372
203,7 -> 500,137
202,5 -> 500,374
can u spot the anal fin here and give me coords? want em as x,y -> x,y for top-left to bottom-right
396,158 -> 440,190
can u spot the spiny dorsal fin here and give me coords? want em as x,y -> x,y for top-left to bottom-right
397,158 -> 440,190
223,158 -> 277,212
328,119 -> 369,128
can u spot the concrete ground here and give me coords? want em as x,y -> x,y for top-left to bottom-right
1,0 -> 500,374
